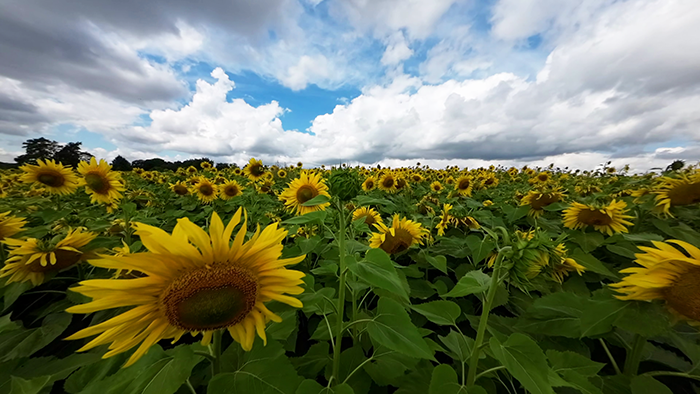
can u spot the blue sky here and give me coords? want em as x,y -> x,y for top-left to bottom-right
0,0 -> 698,171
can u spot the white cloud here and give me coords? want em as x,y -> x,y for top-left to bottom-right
381,31 -> 414,66
280,54 -> 332,90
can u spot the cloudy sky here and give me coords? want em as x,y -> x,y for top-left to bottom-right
0,0 -> 698,171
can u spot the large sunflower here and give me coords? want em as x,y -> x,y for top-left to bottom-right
219,180 -> 244,200
279,171 -> 331,215
378,172 -> 397,193
193,178 -> 218,204
65,210 -> 305,367
1,228 -> 97,286
520,189 -> 565,218
362,176 -> 377,191
610,240 -> 700,322
20,159 -> 79,195
352,207 -> 383,227
244,158 -> 266,181
369,214 -> 428,254
562,200 -> 634,236
0,211 -> 26,241
454,176 -> 473,197
77,158 -> 124,205
653,171 -> 700,217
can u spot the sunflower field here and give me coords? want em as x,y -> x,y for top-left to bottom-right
2,157 -> 700,394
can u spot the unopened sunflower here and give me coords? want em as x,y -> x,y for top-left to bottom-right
562,200 -> 633,236
0,211 -> 26,241
77,158 -> 124,205
20,159 -> 79,195
279,171 -> 331,215
1,228 -> 97,286
370,214 -> 428,254
610,240 -> 700,323
65,210 -> 305,367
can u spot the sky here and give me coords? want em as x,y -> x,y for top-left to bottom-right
0,0 -> 699,172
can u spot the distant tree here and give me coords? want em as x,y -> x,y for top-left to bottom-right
111,155 -> 132,171
14,137 -> 61,165
216,163 -> 230,170
53,142 -> 93,167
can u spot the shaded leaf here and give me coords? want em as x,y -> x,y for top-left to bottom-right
367,298 -> 435,360
630,375 -> 672,394
347,249 -> 409,301
411,300 -> 461,326
444,270 -> 490,298
489,333 -> 554,394
9,376 -> 51,394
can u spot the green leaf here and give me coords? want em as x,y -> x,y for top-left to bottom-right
550,370 -> 602,394
579,297 -> 630,338
11,353 -> 103,384
570,249 -> 618,278
291,342 -> 331,379
282,211 -> 327,225
438,330 -> 474,363
2,282 -> 32,312
64,353 -> 127,393
411,300 -> 461,326
213,339 -> 303,393
425,254 -> 447,274
621,233 -> 663,243
363,350 -> 418,387
546,350 -> 604,376
395,360 -> 434,394
489,333 -> 554,394
429,364 -> 485,394
301,194 -> 331,207
135,345 -> 204,394
9,376 -> 51,394
630,375 -> 672,394
295,380 -> 354,394
606,244 -> 637,259
347,249 -> 409,301
502,205 -> 530,224
465,236 -> 496,264
0,313 -> 71,362
366,297 -> 435,361
444,270 -> 490,298
569,231 -> 604,253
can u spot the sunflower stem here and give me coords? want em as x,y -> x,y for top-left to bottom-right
466,250 -> 506,387
624,334 -> 646,376
599,338 -> 622,375
332,199 -> 347,387
210,329 -> 223,377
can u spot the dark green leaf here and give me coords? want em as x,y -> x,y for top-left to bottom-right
546,350 -> 604,376
444,270 -> 490,298
295,380 -> 354,394
570,249 -> 618,278
0,313 -> 71,362
9,376 -> 51,394
411,300 -> 461,326
569,232 -> 604,253
301,194 -> 331,207
429,364 -> 485,394
291,342 -> 330,379
465,236 -> 496,264
366,298 -> 435,360
282,211 -> 328,225
630,375 -> 672,394
489,333 -> 554,394
621,233 -> 663,243
438,330 -> 474,362
347,249 -> 409,301
425,254 -> 447,274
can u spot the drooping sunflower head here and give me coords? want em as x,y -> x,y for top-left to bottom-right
220,180 -> 244,200
244,158 -> 266,181
653,170 -> 700,217
610,240 -> 700,322
454,175 -> 473,196
170,181 -> 189,196
459,216 -> 481,230
19,159 -> 79,195
0,228 -> 97,286
352,207 -> 383,227
520,189 -> 566,217
65,209 -> 306,367
362,176 -> 377,191
279,171 -> 331,215
193,178 -> 218,204
378,172 -> 397,193
0,211 -> 27,241
369,214 -> 428,254
562,200 -> 634,236
77,158 -> 125,205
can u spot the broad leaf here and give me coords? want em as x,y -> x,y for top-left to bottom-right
9,376 -> 51,394
630,375 -> 672,394
347,249 -> 409,301
489,333 -> 554,394
438,330 -> 474,363
411,300 -> 461,326
429,364 -> 486,394
444,270 -> 490,298
367,298 -> 435,360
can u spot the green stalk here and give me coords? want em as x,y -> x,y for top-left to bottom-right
210,329 -> 223,377
466,252 -> 505,387
331,200 -> 347,386
624,334 -> 646,376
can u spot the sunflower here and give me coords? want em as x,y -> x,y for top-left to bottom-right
430,181 -> 443,192
653,171 -> 700,217
193,178 -> 218,204
531,172 -> 551,184
445,176 -> 455,186
378,173 -> 397,193
395,176 -> 409,191
279,171 -> 331,215
410,173 -> 424,183
186,166 -> 198,175
65,209 -> 306,367
170,182 -> 189,196
454,176 -> 473,196
362,176 -> 377,191
256,180 -> 275,195
200,161 -> 212,170
244,158 -> 266,181
369,214 -> 428,254
1,228 -> 97,286
0,211 -> 26,241
483,200 -> 493,207
520,189 -> 565,217
352,207 -> 383,227
459,216 -> 481,231
277,170 -> 287,179
436,204 -> 453,236
481,174 -> 499,189
233,168 -> 243,177
77,158 -> 124,205
220,180 -> 244,200
297,162 -> 303,168
610,240 -> 700,322
562,200 -> 633,236
19,159 -> 79,195
550,244 -> 586,283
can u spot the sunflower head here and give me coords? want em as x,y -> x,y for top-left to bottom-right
193,178 -> 218,204
20,159 -> 79,195
278,170 -> 287,178
521,189 -> 565,217
369,214 -> 428,254
77,158 -> 125,205
0,211 -> 27,241
653,171 -> 700,217
562,200 -> 634,236
279,171 -> 331,215
170,181 -> 189,196
220,180 -> 244,200
352,207 -> 383,227
244,158 -> 266,181
454,175 -> 473,196
430,181 -> 443,192
378,173 -> 397,193
200,161 -> 212,170
362,176 -> 377,191
65,209 -> 305,367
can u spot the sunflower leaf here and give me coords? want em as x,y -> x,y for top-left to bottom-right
367,298 -> 435,361
348,249 -> 409,301
489,333 -> 555,394
630,375 -> 673,394
301,194 -> 331,207
410,300 -> 461,326
443,270 -> 490,298
9,375 -> 52,394
429,364 -> 487,394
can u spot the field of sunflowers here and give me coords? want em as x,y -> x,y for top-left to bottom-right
1,157 -> 700,394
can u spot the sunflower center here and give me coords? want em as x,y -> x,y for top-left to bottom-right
365,180 -> 374,188
662,266 -> 700,321
38,171 -> 65,187
485,178 -> 495,185
84,173 -> 110,194
161,265 -> 258,331
296,185 -> 318,203
381,177 -> 394,188
380,228 -> 414,254
249,164 -> 264,176
199,184 -> 214,196
359,213 -> 376,226
224,185 -> 239,196
396,178 -> 407,189
530,193 -> 560,210
667,182 -> 700,206
458,179 -> 470,190
173,185 -> 188,195
28,249 -> 83,273
577,208 -> 612,226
